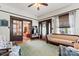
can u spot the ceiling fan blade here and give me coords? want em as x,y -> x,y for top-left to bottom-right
28,3 -> 34,7
40,3 -> 48,6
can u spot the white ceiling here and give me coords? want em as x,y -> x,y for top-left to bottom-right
4,3 -> 72,17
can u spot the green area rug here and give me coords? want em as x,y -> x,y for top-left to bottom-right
20,40 -> 59,56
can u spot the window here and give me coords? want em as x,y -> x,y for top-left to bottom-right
13,20 -> 22,36
59,14 -> 70,34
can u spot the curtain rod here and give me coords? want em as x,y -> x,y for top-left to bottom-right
0,10 -> 38,21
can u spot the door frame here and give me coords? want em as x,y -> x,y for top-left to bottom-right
10,16 -> 32,41
39,19 -> 52,39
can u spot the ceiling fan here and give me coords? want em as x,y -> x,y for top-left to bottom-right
28,3 -> 48,10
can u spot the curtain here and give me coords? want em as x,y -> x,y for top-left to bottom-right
53,16 -> 60,33
69,11 -> 76,34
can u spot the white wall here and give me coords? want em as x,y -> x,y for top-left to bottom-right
32,20 -> 38,26
0,11 -> 10,41
0,4 -> 38,41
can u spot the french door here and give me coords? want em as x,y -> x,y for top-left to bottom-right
10,16 -> 23,41
42,22 -> 47,40
39,19 -> 52,40
10,16 -> 32,41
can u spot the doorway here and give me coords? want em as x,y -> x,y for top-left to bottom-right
10,16 -> 32,42
23,21 -> 31,42
39,19 -> 52,40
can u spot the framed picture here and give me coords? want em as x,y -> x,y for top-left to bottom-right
0,20 -> 8,26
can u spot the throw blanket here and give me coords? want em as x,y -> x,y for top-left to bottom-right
59,45 -> 79,56
9,46 -> 21,56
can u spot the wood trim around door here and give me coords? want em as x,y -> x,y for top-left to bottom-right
39,19 -> 52,40
10,16 -> 32,41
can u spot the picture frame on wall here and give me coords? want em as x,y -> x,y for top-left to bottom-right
0,20 -> 8,26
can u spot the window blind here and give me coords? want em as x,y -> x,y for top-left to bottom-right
59,14 -> 70,28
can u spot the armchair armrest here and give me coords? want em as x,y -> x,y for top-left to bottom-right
1,51 -> 11,56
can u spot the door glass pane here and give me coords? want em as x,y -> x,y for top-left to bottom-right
40,24 -> 41,34
13,28 -> 16,35
42,22 -> 46,36
13,20 -> 22,36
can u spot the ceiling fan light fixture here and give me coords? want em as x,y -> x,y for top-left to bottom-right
28,3 -> 48,10
33,3 -> 43,8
